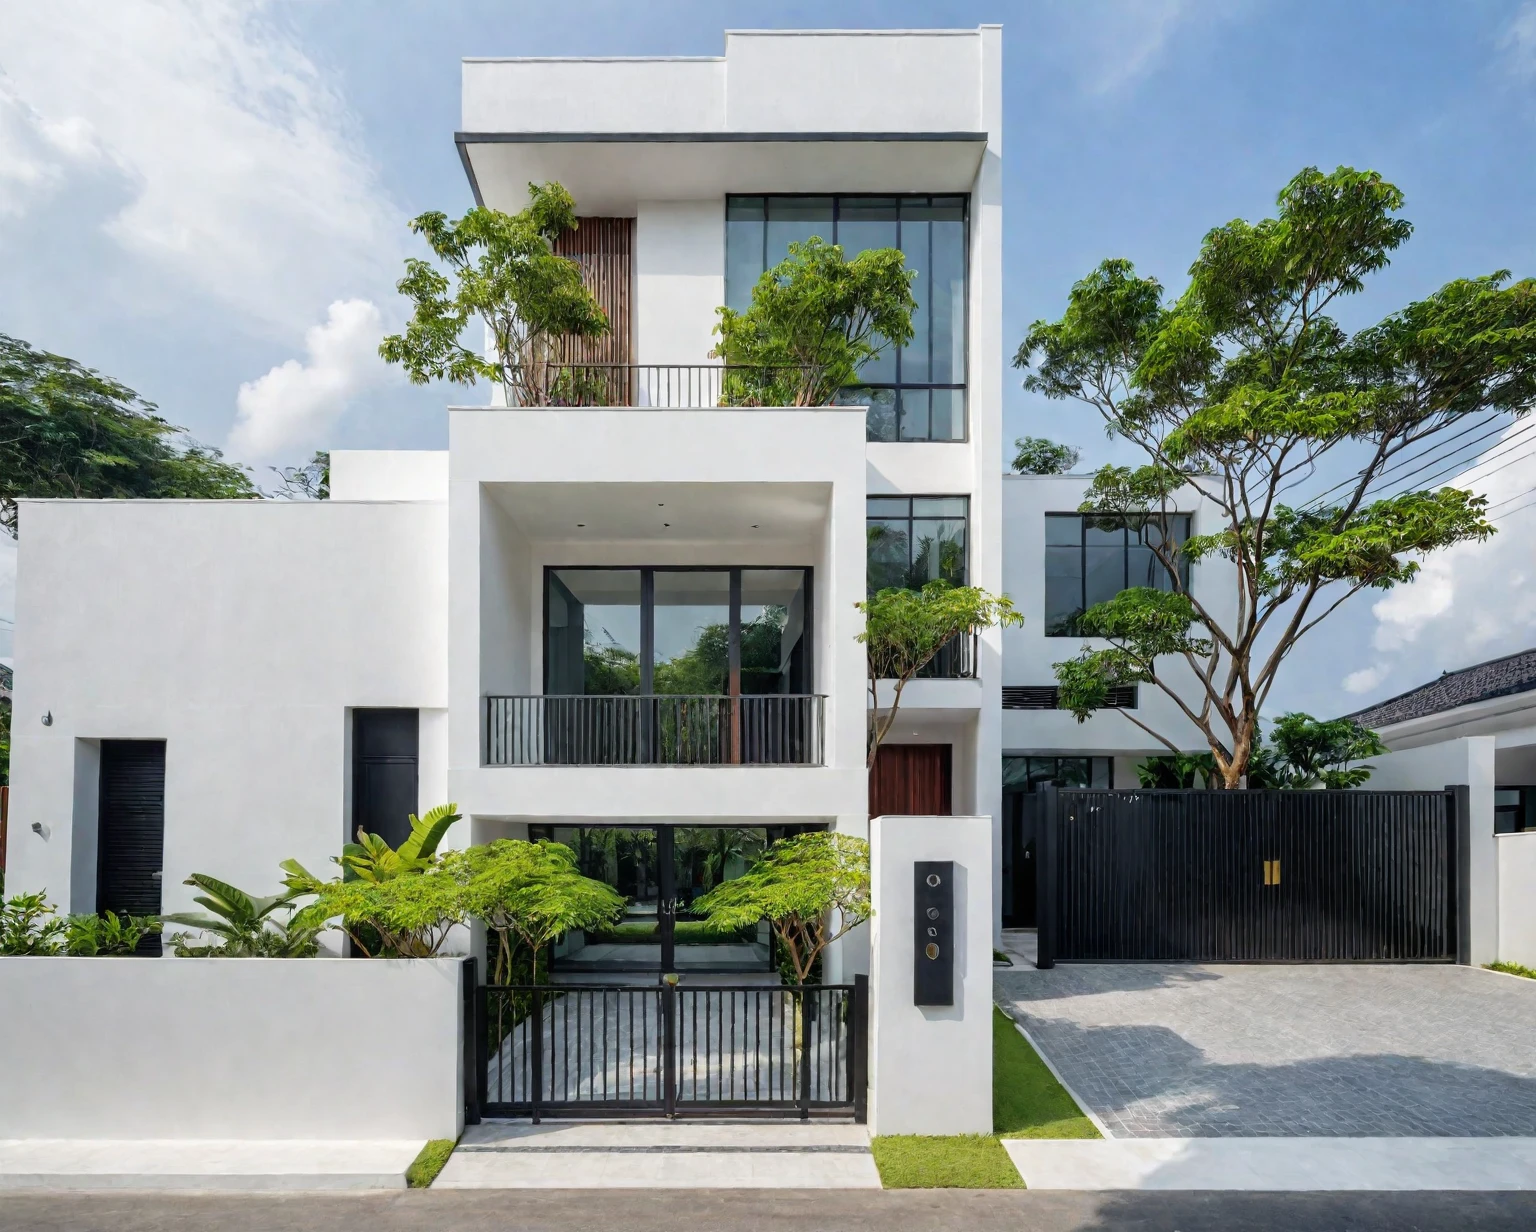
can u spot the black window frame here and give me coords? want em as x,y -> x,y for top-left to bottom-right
1044,512 -> 1193,638
1002,754 -> 1115,792
865,495 -> 969,595
541,564 -> 815,697
725,193 -> 970,443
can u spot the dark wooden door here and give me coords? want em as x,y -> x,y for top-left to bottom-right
97,740 -> 166,954
869,744 -> 952,818
352,710 -> 419,850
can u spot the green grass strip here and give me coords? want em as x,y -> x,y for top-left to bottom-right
870,1134 -> 1023,1189
1488,960 -> 1536,980
406,1138 -> 456,1188
993,1006 -> 1100,1140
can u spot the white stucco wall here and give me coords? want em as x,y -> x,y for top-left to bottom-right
867,814 -> 993,1136
330,450 -> 449,502
462,57 -> 725,133
1496,831 -> 1536,968
6,500 -> 447,918
0,958 -> 464,1140
636,199 -> 723,372
1365,737 -> 1498,965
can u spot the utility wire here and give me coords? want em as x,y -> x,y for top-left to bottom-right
1296,413 -> 1505,510
1373,419 -> 1536,502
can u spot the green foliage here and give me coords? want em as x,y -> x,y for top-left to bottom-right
447,839 -> 624,984
1,892 -> 66,955
1488,961 -> 1536,980
291,871 -> 464,959
994,1008 -> 1101,1140
163,874 -> 318,957
1016,167 -> 1532,785
860,581 -> 1024,767
1135,713 -> 1385,789
870,1135 -> 1022,1189
692,832 -> 870,986
1011,436 -> 1080,474
712,237 -> 916,406
1266,712 -> 1387,789
269,450 -> 329,500
406,1138 -> 457,1188
379,184 -> 610,407
0,333 -> 260,537
0,695 -> 10,787
65,910 -> 161,956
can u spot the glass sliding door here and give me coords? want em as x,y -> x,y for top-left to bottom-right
672,827 -> 772,971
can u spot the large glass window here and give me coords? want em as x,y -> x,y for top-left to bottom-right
1044,513 -> 1192,636
725,194 -> 968,442
1002,755 -> 1114,792
866,496 -> 968,594
545,567 -> 812,695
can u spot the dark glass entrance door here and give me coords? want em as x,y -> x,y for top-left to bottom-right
534,824 -> 773,975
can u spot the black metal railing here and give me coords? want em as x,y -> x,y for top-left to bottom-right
914,629 -> 978,680
478,980 -> 866,1120
516,363 -> 820,409
484,694 -> 826,767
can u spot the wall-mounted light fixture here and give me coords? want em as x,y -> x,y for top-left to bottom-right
41,711 -> 53,726
31,821 -> 50,840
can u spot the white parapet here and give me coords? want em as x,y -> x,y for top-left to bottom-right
1497,830 -> 1536,968
0,957 -> 466,1142
867,813 -> 993,1136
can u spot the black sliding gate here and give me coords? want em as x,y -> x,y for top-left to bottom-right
473,979 -> 867,1121
1031,786 -> 1471,966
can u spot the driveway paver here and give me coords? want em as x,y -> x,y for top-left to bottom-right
995,962 -> 1536,1138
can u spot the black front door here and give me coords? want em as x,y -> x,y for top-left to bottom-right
352,709 -> 419,849
97,740 -> 166,954
1002,791 -> 1039,929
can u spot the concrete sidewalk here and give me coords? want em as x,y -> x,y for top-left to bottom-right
435,1120 -> 880,1189
0,1139 -> 421,1191
1004,1137 -> 1536,1191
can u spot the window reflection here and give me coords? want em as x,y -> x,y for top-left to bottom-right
547,569 -> 642,694
1044,514 -> 1192,637
865,497 -> 968,593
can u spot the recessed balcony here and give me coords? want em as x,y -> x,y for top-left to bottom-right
484,693 -> 826,767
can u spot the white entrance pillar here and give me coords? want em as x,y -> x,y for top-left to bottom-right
867,814 -> 994,1136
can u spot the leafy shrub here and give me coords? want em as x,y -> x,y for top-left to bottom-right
1,892 -> 66,955
163,874 -> 318,957
1,893 -> 160,956
65,910 -> 161,955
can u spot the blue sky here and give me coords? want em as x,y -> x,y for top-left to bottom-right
3,0 -> 1535,716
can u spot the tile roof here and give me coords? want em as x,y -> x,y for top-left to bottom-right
0,662 -> 10,701
1348,647 -> 1536,729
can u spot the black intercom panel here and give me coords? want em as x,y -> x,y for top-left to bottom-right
913,860 -> 955,1006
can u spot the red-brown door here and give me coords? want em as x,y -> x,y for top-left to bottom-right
869,744 -> 953,818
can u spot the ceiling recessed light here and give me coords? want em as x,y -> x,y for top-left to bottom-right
663,522 -> 671,528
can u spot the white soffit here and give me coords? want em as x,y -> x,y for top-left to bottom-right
486,480 -> 831,542
458,134 -> 988,214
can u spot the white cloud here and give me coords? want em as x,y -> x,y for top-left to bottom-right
1343,665 -> 1387,696
230,299 -> 389,459
1502,1 -> 1536,79
0,0 -> 400,333
1059,0 -> 1248,97
1365,422 -> 1536,672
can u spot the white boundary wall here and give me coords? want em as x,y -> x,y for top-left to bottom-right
1365,737 -> 1497,965
0,958 -> 464,1141
1496,831 -> 1536,968
867,814 -> 993,1136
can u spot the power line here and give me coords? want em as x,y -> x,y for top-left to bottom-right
1371,418 -> 1536,502
1297,413 -> 1505,510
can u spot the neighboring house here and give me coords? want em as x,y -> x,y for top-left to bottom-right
1351,647 -> 1536,834
0,662 -> 11,703
2,26 -> 1215,953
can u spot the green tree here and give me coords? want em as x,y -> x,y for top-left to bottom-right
1016,167 -> 1533,787
691,831 -> 870,987
712,237 -> 916,406
269,450 -> 329,499
379,183 -> 610,407
448,839 -> 625,984
1011,436 -> 1080,474
859,581 -> 1024,769
1267,712 -> 1387,789
0,691 -> 10,788
0,334 -> 259,536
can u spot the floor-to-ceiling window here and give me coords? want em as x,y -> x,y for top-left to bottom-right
725,195 -> 968,441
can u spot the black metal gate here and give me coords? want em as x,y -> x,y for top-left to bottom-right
1032,786 -> 1471,966
474,978 -> 867,1121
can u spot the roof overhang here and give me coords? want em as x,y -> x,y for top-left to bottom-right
456,131 -> 988,214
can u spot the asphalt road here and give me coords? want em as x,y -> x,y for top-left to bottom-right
3,1189 -> 1534,1232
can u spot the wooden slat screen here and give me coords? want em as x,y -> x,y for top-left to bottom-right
553,218 -> 634,403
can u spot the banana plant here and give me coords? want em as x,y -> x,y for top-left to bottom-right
162,874 -> 316,957
283,803 -> 461,889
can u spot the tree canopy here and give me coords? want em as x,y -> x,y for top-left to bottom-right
712,237 -> 916,406
0,333 -> 259,536
379,182 -> 610,407
1011,436 -> 1080,474
1015,166 -> 1535,786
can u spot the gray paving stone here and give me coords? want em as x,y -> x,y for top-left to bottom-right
995,963 -> 1536,1138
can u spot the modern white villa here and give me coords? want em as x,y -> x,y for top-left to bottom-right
4,26 -> 1228,965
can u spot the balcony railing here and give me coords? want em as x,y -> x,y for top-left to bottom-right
485,694 -> 827,767
513,363 -> 818,409
913,629 -> 978,680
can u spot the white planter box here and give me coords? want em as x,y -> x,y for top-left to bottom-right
0,957 -> 465,1141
